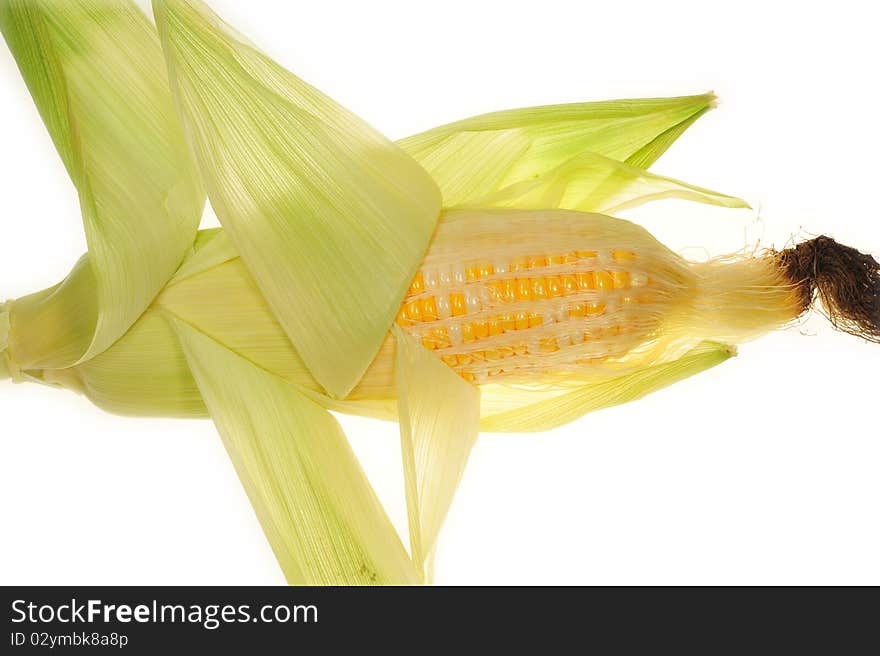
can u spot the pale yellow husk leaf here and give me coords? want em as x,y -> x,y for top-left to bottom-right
398,93 -> 717,206
394,327 -> 480,578
0,0 -> 203,369
172,317 -> 419,585
153,0 -> 441,399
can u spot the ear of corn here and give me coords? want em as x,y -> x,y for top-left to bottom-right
153,0 -> 442,399
394,327 -> 480,580
57,204 -> 787,428
172,317 -> 419,585
397,92 -> 717,206
0,0 -> 203,369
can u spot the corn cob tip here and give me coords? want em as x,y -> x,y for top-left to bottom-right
779,236 -> 880,343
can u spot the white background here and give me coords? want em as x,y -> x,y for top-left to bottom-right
1,0 -> 878,585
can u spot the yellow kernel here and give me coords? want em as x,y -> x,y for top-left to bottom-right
612,271 -> 630,289
421,335 -> 437,350
441,355 -> 458,367
501,313 -> 516,331
485,349 -> 501,360
513,343 -> 529,356
487,281 -> 504,301
457,353 -> 473,365
474,322 -> 490,339
586,302 -> 606,316
595,271 -> 613,290
532,277 -> 548,299
465,266 -> 480,281
549,255 -> 566,266
576,250 -> 597,259
529,313 -> 544,328
488,319 -> 504,336
501,280 -> 517,303
421,296 -> 439,321
515,312 -> 530,330
403,300 -> 421,322
546,276 -> 563,298
562,275 -> 578,294
460,372 -> 476,383
450,293 -> 466,317
498,346 -> 515,359
612,250 -> 637,262
516,278 -> 533,301
576,272 -> 595,290
569,304 -> 587,318
564,252 -> 578,264
461,322 -> 476,343
528,255 -> 549,268
479,264 -> 495,278
409,271 -> 424,294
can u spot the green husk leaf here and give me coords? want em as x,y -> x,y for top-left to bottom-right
153,0 -> 441,399
398,93 -> 715,206
0,0 -> 203,368
480,342 -> 736,433
471,151 -> 748,214
624,108 -> 707,170
171,317 -> 419,585
394,328 -> 480,579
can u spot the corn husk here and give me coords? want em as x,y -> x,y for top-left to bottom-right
0,0 -> 203,369
398,92 -> 719,205
154,0 -> 441,399
173,317 -> 419,585
394,327 -> 480,579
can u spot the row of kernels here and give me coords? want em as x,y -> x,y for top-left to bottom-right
398,289 -> 484,324
449,324 -> 637,379
418,311 -> 545,351
414,291 -> 641,350
402,286 -> 651,333
465,263 -> 496,281
442,342 -> 532,367
421,305 -> 635,352
409,249 -> 639,295
484,270 -> 636,305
